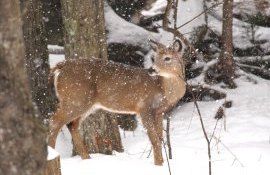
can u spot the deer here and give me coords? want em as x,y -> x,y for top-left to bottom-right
48,39 -> 186,165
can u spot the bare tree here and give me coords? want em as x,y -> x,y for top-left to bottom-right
217,0 -> 236,88
60,0 -> 123,155
0,0 -> 47,174
21,0 -> 57,119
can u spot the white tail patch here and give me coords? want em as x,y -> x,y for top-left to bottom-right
54,70 -> 61,99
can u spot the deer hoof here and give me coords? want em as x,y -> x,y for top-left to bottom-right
81,154 -> 90,159
154,158 -> 163,166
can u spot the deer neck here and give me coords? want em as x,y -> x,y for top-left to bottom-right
160,73 -> 186,108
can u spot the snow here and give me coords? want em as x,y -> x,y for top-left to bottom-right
208,15 -> 270,50
157,0 -> 206,45
176,0 -> 205,35
55,126 -> 73,158
206,0 -> 270,51
48,45 -> 64,51
47,146 -> 60,160
105,3 -> 159,48
49,54 -> 65,68
54,72 -> 270,175
256,27 -> 270,53
234,0 -> 258,16
141,0 -> 167,17
49,0 -> 270,174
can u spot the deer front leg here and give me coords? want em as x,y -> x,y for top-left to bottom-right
67,118 -> 90,159
154,112 -> 164,142
141,112 -> 163,165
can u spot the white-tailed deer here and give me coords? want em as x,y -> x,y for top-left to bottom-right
48,39 -> 186,165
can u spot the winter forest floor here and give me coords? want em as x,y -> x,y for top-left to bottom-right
54,70 -> 270,175
48,0 -> 270,174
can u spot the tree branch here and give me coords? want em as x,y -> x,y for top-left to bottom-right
163,0 -> 198,58
189,86 -> 212,175
176,2 -> 223,30
162,140 -> 172,175
173,0 -> 179,31
166,116 -> 172,159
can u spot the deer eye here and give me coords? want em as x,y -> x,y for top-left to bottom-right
164,57 -> 171,62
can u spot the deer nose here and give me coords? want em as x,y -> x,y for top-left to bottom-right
148,67 -> 157,76
151,56 -> 155,62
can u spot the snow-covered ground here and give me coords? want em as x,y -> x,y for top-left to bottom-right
49,46 -> 270,175
54,71 -> 270,175
48,1 -> 270,174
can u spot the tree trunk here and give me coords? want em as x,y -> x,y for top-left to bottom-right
60,0 -> 123,154
43,0 -> 64,45
0,0 -> 47,174
61,0 -> 108,60
21,0 -> 57,120
218,0 -> 236,88
45,155 -> 61,175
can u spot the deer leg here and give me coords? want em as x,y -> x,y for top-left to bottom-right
141,112 -> 163,165
154,113 -> 164,142
67,118 -> 90,159
48,109 -> 66,148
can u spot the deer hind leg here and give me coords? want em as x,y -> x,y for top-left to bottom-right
141,112 -> 163,165
67,118 -> 90,159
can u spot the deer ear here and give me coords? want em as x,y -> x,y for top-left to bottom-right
172,39 -> 182,52
149,39 -> 159,51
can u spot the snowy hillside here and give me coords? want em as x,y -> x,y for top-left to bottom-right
48,0 -> 270,175
55,71 -> 270,175
2,0 -> 270,174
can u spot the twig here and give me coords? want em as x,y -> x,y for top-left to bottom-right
164,1 -> 214,174
140,145 -> 150,158
162,140 -> 172,175
236,62 -> 270,73
190,89 -> 212,175
203,0 -> 209,26
176,2 -> 223,30
173,0 -> 179,34
163,0 -> 198,58
147,147 -> 152,158
166,116 -> 173,159
223,109 -> 227,132
163,0 -> 173,28
186,107 -> 195,134
212,136 -> 244,167
126,150 -> 151,156
210,119 -> 219,143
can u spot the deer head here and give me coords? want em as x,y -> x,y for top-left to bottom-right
149,39 -> 184,78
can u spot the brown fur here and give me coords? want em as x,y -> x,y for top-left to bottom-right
48,40 -> 186,165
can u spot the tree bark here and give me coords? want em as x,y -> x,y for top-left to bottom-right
21,0 -> 57,120
218,0 -> 236,88
0,0 -> 47,174
61,0 -> 108,60
60,0 -> 123,155
43,0 -> 64,45
45,155 -> 61,175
